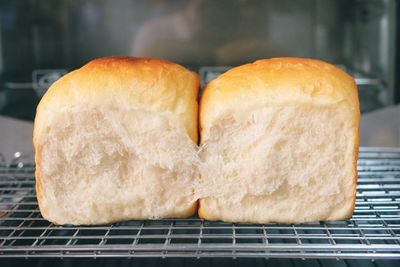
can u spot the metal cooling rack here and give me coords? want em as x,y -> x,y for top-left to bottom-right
0,147 -> 400,259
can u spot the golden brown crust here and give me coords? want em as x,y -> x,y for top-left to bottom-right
200,57 -> 359,138
33,56 -> 199,224
36,56 -> 199,143
348,78 -> 361,218
33,100 -> 46,222
197,199 -> 205,219
199,57 -> 360,223
33,144 -> 48,221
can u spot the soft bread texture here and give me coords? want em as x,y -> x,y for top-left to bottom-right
33,57 -> 200,225
199,57 -> 360,224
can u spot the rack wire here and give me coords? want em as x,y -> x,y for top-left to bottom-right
0,147 -> 399,259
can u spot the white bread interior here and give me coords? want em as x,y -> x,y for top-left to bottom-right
34,56 -> 360,225
33,57 -> 200,225
198,58 -> 360,224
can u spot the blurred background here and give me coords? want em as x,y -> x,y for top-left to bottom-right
0,0 -> 398,121
0,0 -> 397,152
0,1 -> 399,266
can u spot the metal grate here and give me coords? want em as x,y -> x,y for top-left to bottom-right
0,147 -> 400,259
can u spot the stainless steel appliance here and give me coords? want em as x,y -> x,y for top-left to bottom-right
0,0 -> 398,117
0,0 -> 399,265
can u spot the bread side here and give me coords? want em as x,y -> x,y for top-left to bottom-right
33,57 -> 200,225
198,57 -> 359,223
200,57 -> 359,136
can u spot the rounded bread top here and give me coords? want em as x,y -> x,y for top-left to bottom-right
200,57 -> 359,130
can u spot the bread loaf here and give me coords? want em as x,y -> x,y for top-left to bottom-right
198,57 -> 360,223
34,56 -> 360,225
33,57 -> 200,225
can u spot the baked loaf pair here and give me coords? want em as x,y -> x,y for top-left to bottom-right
33,57 -> 360,225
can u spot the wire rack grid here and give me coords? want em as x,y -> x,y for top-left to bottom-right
0,147 -> 399,259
